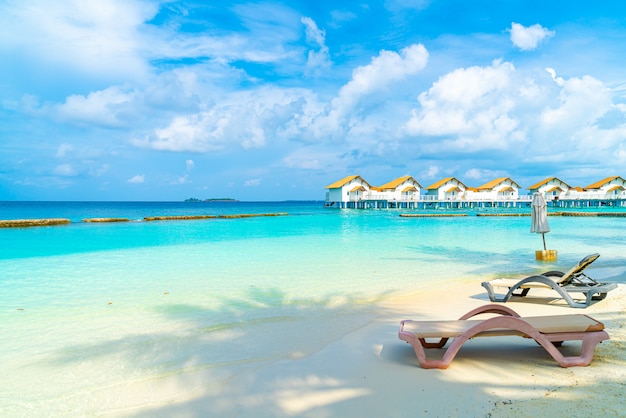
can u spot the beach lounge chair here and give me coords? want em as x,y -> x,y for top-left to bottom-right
398,304 -> 609,369
481,253 -> 618,308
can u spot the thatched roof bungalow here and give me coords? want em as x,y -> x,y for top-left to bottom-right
376,176 -> 422,201
528,177 -> 572,200
470,177 -> 522,200
425,177 -> 467,200
325,175 -> 372,206
584,176 -> 626,198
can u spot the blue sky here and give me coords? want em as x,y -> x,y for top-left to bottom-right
1,0 -> 625,201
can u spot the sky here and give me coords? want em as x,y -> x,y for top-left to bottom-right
1,1 -> 626,201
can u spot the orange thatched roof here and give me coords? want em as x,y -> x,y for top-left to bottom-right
545,186 -> 564,193
377,176 -> 422,190
426,177 -> 466,190
476,177 -> 520,191
584,176 -> 625,190
325,175 -> 370,189
527,177 -> 571,190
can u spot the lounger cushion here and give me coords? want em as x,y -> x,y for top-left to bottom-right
402,314 -> 604,339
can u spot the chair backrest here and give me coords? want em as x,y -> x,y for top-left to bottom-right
557,253 -> 600,285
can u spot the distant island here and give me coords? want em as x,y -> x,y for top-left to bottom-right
184,198 -> 239,202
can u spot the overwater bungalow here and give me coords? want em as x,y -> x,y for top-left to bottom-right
324,175 -> 423,208
324,175 -> 372,208
376,176 -> 422,205
528,177 -> 572,201
324,174 -> 626,209
584,176 -> 626,199
469,177 -> 522,202
424,177 -> 467,201
550,176 -> 626,207
532,176 -> 626,207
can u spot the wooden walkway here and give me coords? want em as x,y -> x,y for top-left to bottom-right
400,212 -> 626,218
326,197 -> 626,210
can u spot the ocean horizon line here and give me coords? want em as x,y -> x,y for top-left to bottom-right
0,199 -> 326,203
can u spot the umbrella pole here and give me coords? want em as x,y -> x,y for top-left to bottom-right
542,233 -> 546,250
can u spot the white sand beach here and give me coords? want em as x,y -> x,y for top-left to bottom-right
119,274 -> 625,417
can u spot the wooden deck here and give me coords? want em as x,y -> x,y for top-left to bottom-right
325,197 -> 626,210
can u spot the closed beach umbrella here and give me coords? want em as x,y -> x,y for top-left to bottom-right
531,192 -> 550,250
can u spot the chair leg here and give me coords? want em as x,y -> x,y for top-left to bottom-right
481,281 -> 510,302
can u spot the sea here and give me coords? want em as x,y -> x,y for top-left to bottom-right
1,201 -> 625,416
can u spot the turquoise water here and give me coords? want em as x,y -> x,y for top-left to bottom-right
1,201 -> 625,415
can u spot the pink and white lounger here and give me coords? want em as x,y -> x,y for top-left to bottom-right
398,304 -> 609,369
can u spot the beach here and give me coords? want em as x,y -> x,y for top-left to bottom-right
7,281 -> 622,417
1,202 -> 625,416
118,279 -> 625,417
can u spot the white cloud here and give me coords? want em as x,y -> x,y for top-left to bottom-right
135,111 -> 232,152
0,0 -> 156,80
405,60 -> 526,151
541,72 -> 612,127
464,168 -> 506,181
160,28 -> 298,66
173,174 -> 189,184
56,143 -> 74,158
338,44 -> 428,105
328,10 -> 358,28
135,86 -> 315,152
301,17 -> 331,75
302,17 -> 325,48
244,178 -> 261,187
310,44 -> 429,138
545,67 -> 565,86
127,174 -> 145,184
0,0 -> 306,98
92,164 -> 110,177
53,163 -> 76,176
509,22 -> 555,51
422,165 -> 440,180
282,149 -> 323,169
535,71 -> 620,162
403,59 -> 625,171
4,3 -> 624,198
56,86 -> 135,127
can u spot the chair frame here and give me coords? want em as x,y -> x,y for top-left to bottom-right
398,304 -> 609,369
481,253 -> 617,308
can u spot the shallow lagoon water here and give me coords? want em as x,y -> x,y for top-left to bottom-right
1,201 -> 625,415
